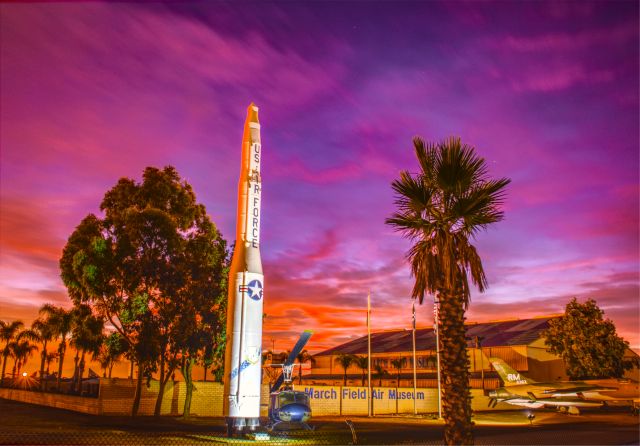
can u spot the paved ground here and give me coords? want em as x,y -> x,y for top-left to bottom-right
0,398 -> 638,445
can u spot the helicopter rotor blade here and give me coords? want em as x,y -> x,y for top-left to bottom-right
270,330 -> 313,393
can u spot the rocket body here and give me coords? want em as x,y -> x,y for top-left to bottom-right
223,103 -> 264,429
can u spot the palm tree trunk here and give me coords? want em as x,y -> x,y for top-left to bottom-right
203,364 -> 208,382
129,359 -> 134,380
1,344 -> 9,387
76,350 -> 86,393
439,289 -> 473,445
71,349 -> 80,391
56,341 -> 66,392
39,340 -> 48,390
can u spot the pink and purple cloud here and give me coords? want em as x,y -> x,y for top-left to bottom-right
1,2 -> 638,353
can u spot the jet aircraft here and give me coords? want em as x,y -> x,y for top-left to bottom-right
488,358 -> 640,414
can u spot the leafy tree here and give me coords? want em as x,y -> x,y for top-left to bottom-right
1,320 -> 24,387
386,137 -> 509,445
97,332 -> 128,378
543,298 -> 633,379
354,355 -> 369,386
60,166 -> 227,416
335,353 -> 355,386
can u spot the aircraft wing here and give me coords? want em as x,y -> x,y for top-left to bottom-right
540,385 -> 618,396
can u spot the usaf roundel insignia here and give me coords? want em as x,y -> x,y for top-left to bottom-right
246,279 -> 263,301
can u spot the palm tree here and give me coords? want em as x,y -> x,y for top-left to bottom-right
374,364 -> 389,386
70,305 -> 104,393
0,320 -> 24,386
10,339 -> 38,380
32,311 -> 57,389
354,355 -> 369,386
386,136 -> 509,445
45,351 -> 58,376
335,353 -> 355,386
40,305 -> 74,391
390,358 -> 405,385
390,358 -> 405,414
295,350 -> 314,385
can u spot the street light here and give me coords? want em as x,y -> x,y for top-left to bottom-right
434,298 -> 442,419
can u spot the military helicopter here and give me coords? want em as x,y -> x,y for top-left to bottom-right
266,330 -> 314,431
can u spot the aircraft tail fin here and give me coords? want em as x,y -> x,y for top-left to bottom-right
489,358 -> 536,386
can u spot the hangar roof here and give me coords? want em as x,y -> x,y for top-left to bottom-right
314,316 -> 559,357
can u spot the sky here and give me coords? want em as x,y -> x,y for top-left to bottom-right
1,1 -> 638,357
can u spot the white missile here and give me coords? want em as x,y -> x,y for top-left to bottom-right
223,103 -> 264,431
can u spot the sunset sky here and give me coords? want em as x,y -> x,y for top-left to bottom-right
1,1 -> 638,357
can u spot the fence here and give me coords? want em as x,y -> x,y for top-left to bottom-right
0,379 -> 513,416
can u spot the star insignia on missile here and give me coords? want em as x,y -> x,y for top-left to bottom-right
247,279 -> 263,301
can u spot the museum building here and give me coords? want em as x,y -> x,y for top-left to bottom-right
302,315 -> 639,389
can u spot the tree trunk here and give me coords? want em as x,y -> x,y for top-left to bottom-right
39,340 -> 48,391
56,342 -> 66,392
108,362 -> 114,379
154,354 -> 167,417
76,350 -> 86,394
439,289 -> 473,445
129,359 -> 134,380
182,357 -> 194,419
1,346 -> 9,387
203,364 -> 208,382
71,349 -> 80,392
131,362 -> 143,417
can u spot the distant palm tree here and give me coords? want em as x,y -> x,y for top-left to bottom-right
32,311 -> 57,388
390,358 -> 406,414
10,339 -> 38,380
295,350 -> 314,385
0,320 -> 24,386
335,353 -> 355,386
390,358 -> 405,386
386,136 -> 509,445
70,305 -> 104,392
354,355 -> 369,386
45,351 -> 58,376
374,364 -> 389,386
40,305 -> 74,391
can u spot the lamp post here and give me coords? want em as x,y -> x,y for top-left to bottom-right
434,298 -> 442,419
411,299 -> 418,416
367,291 -> 372,417
476,336 -> 485,391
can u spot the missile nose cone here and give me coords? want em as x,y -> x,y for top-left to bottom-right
247,103 -> 259,124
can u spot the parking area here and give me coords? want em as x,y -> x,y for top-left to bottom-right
1,398 -> 638,445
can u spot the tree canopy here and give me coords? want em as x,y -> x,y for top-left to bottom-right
60,166 -> 227,415
543,298 -> 633,380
